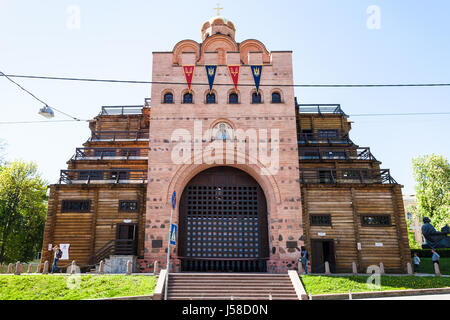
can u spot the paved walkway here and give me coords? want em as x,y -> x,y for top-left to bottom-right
306,273 -> 449,277
362,293 -> 450,300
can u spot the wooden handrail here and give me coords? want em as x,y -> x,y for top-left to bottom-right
89,239 -> 137,266
299,168 -> 397,185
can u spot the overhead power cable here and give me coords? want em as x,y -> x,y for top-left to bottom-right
0,112 -> 449,125
2,73 -> 450,88
0,71 -> 82,121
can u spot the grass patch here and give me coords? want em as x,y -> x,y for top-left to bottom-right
0,275 -> 157,300
415,258 -> 449,275
301,275 -> 450,295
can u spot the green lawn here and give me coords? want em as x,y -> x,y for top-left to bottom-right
0,275 -> 157,300
416,258 -> 449,275
300,275 -> 450,295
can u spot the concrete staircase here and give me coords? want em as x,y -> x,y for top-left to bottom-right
167,273 -> 300,300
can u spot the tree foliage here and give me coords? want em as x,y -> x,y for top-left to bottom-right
0,139 -> 5,166
405,205 -> 421,249
412,154 -> 450,230
0,161 -> 47,264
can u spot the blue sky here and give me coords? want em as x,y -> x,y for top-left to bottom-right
0,0 -> 449,195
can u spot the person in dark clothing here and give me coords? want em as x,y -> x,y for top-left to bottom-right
51,245 -> 62,273
413,253 -> 421,273
431,249 -> 440,266
300,247 -> 309,275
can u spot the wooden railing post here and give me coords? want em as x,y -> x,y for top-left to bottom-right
154,261 -> 159,275
98,260 -> 105,275
126,260 -> 132,275
70,261 -> 77,274
324,261 -> 331,275
14,262 -> 22,275
43,261 -> 49,274
379,262 -> 385,275
352,262 -> 358,275
407,262 -> 413,275
434,262 -> 441,277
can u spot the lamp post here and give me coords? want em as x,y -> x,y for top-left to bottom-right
164,191 -> 177,300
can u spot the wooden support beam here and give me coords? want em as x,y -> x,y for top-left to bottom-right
391,186 -> 412,273
350,188 -> 363,273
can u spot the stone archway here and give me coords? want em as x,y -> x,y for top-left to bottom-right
178,166 -> 270,272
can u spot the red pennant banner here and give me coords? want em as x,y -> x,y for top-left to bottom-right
182,65 -> 195,92
228,65 -> 240,93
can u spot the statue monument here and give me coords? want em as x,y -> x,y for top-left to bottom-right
421,217 -> 450,249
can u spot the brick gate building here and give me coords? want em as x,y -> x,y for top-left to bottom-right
41,15 -> 411,274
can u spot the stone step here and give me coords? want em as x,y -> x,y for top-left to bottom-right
169,278 -> 292,283
170,272 -> 287,278
166,273 -> 298,300
168,289 -> 296,295
169,277 -> 291,281
169,282 -> 293,287
169,284 -> 293,289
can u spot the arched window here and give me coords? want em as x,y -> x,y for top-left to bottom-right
206,93 -> 216,104
272,92 -> 282,104
183,93 -> 193,104
229,93 -> 239,104
164,93 -> 173,104
252,92 -> 262,104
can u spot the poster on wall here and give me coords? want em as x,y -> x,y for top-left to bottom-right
59,244 -> 70,260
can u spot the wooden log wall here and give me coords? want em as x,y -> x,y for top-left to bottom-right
92,115 -> 149,133
41,185 -> 147,268
298,115 -> 352,135
301,185 -> 411,273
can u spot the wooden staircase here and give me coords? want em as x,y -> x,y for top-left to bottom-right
166,273 -> 300,300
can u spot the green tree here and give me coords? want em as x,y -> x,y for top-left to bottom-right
0,161 -> 47,264
405,205 -> 421,249
0,139 -> 5,166
412,154 -> 450,230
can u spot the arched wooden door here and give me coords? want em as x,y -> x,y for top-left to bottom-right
179,167 -> 269,272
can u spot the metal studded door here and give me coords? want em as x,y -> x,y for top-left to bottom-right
179,167 -> 269,272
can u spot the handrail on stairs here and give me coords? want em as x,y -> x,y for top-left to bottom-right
88,239 -> 137,266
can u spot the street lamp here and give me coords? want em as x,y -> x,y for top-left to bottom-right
38,105 -> 54,119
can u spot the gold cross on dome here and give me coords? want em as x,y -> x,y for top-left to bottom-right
214,3 -> 223,16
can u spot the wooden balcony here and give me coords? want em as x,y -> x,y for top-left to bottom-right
59,169 -> 147,184
72,148 -> 148,161
299,168 -> 397,185
298,133 -> 354,145
90,131 -> 149,142
299,147 -> 377,161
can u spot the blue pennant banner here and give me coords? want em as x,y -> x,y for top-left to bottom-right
205,65 -> 217,93
251,65 -> 263,93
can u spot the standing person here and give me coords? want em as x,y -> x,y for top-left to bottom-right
413,253 -> 421,273
52,245 -> 62,273
431,249 -> 440,268
301,247 -> 309,275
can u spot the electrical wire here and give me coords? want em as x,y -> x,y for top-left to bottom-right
2,73 -> 450,88
1,72 -> 449,125
0,71 -> 83,121
0,112 -> 449,125
0,120 -> 88,125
